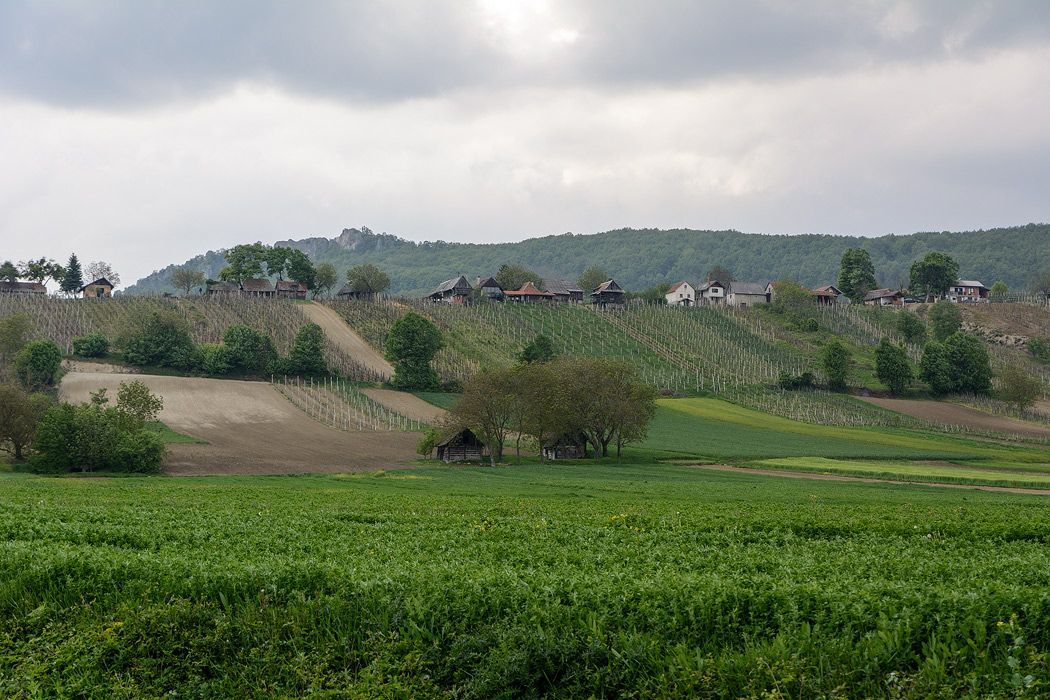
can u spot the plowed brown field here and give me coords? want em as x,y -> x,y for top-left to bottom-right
857,396 -> 1050,439
60,372 -> 419,476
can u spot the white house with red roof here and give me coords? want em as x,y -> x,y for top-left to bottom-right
664,281 -> 695,306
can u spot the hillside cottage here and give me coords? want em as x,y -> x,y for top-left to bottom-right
863,289 -> 904,306
435,428 -> 486,463
425,276 -> 473,303
242,278 -> 276,297
276,279 -> 307,300
591,280 -> 625,306
665,281 -> 695,307
505,281 -> 555,303
812,285 -> 844,306
726,282 -> 771,307
475,276 -> 505,301
80,277 -> 114,298
0,281 -> 46,295
542,279 -> 584,303
947,280 -> 988,303
208,281 -> 240,294
696,279 -> 726,305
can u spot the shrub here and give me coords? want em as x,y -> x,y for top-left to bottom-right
944,332 -> 993,395
387,313 -> 443,390
778,371 -> 815,390
895,310 -> 927,345
874,338 -> 913,395
121,310 -> 200,371
14,340 -> 62,389
71,331 -> 110,358
201,343 -> 234,375
222,324 -> 275,375
1028,336 -> 1050,362
820,340 -> 851,390
928,300 -> 962,342
289,323 -> 327,377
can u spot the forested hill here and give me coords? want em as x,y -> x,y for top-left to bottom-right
124,223 -> 1048,297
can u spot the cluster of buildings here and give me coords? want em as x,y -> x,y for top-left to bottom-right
415,274 -> 992,309
207,278 -> 308,299
419,275 -> 628,306
0,277 -> 116,298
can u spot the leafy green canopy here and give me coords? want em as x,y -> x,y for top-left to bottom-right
927,299 -> 962,342
874,338 -> 912,395
837,248 -> 877,303
821,339 -> 851,390
910,251 -> 959,300
386,312 -> 443,390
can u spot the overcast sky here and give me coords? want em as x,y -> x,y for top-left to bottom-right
3,1 -> 1049,288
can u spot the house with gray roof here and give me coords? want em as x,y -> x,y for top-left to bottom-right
726,282 -> 771,307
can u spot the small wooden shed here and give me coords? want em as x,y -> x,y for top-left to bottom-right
242,278 -> 276,296
80,277 -> 114,298
435,428 -> 486,463
542,433 -> 589,460
276,279 -> 307,299
590,280 -> 625,306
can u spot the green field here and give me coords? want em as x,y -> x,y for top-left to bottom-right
3,463 -> 1050,698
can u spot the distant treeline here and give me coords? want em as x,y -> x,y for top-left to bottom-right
123,223 -> 1050,298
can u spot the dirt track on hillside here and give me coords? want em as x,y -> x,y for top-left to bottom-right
857,396 -> 1050,439
301,302 -> 447,423
60,372 -> 419,476
300,303 -> 394,378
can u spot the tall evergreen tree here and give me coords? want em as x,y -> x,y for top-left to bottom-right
60,254 -> 83,295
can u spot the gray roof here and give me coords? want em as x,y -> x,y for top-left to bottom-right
429,276 -> 471,295
729,282 -> 768,295
542,279 -> 582,296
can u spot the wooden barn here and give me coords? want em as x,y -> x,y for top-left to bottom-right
0,281 -> 46,295
590,280 -> 625,306
208,281 -> 240,294
276,279 -> 307,300
242,278 -> 276,296
475,276 -> 505,301
435,428 -> 486,463
426,276 -> 473,304
542,433 -> 589,460
542,278 -> 584,303
80,277 -> 114,298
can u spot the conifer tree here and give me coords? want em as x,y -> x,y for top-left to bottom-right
60,254 -> 83,295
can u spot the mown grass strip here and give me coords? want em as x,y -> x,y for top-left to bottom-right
750,457 -> 1050,490
659,397 -> 1046,460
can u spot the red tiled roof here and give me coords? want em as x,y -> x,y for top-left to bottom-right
505,281 -> 554,297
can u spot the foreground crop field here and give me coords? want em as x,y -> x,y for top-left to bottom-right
3,465 -> 1050,698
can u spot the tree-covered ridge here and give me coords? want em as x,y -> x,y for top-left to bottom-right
124,223 -> 1050,298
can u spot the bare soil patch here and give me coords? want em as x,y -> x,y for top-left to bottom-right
856,396 -> 1050,439
361,388 -> 446,424
687,463 -> 1050,495
61,359 -> 138,374
60,372 -> 419,476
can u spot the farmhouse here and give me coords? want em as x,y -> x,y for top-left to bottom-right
542,278 -> 584,303
241,278 -> 276,297
426,276 -> 473,304
591,280 -> 625,306
948,280 -> 989,303
435,428 -> 486,463
726,282 -> 771,307
79,277 -> 114,298
208,281 -> 240,295
0,281 -> 46,295
696,279 -> 726,305
505,281 -> 555,303
863,289 -> 904,306
665,281 -> 695,307
812,285 -> 844,306
275,279 -> 307,300
475,276 -> 505,301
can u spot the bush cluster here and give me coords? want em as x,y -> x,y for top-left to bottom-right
71,331 -> 110,358
778,370 -> 815,390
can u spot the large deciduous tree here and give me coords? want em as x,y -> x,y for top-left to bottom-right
14,341 -> 62,390
386,312 -> 443,390
998,365 -> 1043,411
874,338 -> 913,395
313,263 -> 338,298
446,368 -> 516,466
169,267 -> 206,296
0,383 -> 48,461
345,264 -> 391,297
18,257 -> 64,286
895,309 -> 927,345
84,261 -> 120,285
820,339 -> 851,390
1029,271 -> 1050,299
285,249 -> 316,289
837,248 -> 878,303
918,341 -> 954,395
943,332 -> 992,395
218,243 -> 266,285
495,264 -> 542,293
0,261 -> 19,283
563,357 -> 655,459
706,265 -> 735,284
909,252 -> 959,302
517,334 -> 557,364
576,265 -> 609,294
927,300 -> 962,342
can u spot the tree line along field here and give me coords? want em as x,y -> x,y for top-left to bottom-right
3,462 -> 1050,698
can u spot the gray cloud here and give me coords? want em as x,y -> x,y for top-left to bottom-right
4,1 -> 1050,108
